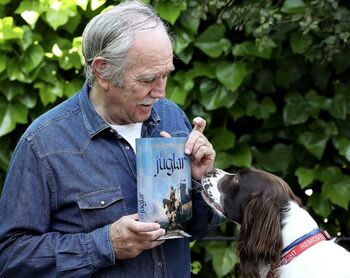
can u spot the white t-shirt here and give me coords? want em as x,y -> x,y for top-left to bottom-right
110,122 -> 142,153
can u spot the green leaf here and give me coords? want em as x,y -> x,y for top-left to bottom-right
298,131 -> 329,159
323,177 -> 350,209
0,102 -> 29,137
166,75 -> 191,106
215,152 -> 235,169
173,26 -> 193,54
0,81 -> 24,101
290,32 -> 312,54
332,49 -> 350,74
283,90 -> 325,125
22,44 -> 44,73
156,1 -> 186,25
232,41 -> 274,59
246,97 -> 276,120
326,93 -> 347,120
15,1 -> 40,28
281,0 -> 306,14
0,54 -> 7,74
207,243 -> 238,277
307,193 -> 332,218
45,8 -> 69,30
191,62 -> 216,79
199,79 -> 237,110
216,61 -> 247,91
179,8 -> 200,34
195,24 -> 230,58
211,128 -> 236,152
295,167 -> 315,189
0,17 -> 24,40
337,137 -> 350,162
231,143 -> 252,168
35,81 -> 64,106
253,144 -> 293,174
275,59 -> 302,89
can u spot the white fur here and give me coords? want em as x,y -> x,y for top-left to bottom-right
276,201 -> 350,278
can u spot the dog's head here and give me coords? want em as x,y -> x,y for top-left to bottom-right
201,167 -> 301,277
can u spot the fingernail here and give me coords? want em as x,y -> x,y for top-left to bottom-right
185,148 -> 191,154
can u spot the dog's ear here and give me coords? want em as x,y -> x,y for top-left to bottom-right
236,190 -> 286,277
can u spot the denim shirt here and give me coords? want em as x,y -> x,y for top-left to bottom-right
0,83 -> 219,278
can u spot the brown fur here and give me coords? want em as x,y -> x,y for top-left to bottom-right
234,168 -> 301,277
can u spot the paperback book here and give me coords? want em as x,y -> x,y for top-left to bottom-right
136,137 -> 192,240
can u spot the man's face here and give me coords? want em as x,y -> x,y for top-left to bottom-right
106,27 -> 174,125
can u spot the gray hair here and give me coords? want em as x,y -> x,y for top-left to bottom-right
82,0 -> 170,87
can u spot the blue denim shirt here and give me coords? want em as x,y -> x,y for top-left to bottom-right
0,83 -> 219,278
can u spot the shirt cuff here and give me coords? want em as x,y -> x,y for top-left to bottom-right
87,224 -> 115,270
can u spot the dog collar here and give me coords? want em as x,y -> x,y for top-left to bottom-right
280,229 -> 331,266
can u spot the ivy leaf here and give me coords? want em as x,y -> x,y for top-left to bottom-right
253,144 -> 293,174
0,102 -> 29,137
295,167 -> 315,189
298,131 -> 329,159
195,24 -> 230,58
0,17 -> 24,40
232,142 -> 252,168
45,8 -> 69,30
35,81 -> 64,106
173,26 -> 193,54
290,32 -> 313,54
281,0 -> 306,14
199,80 -> 237,110
179,8 -> 200,34
15,1 -> 40,28
207,242 -> 238,277
307,193 -> 332,218
246,97 -> 276,120
322,177 -> 350,209
156,1 -> 187,25
211,128 -> 236,152
232,41 -> 274,59
22,44 -> 44,73
337,137 -> 350,162
216,61 -> 247,92
215,152 -> 235,170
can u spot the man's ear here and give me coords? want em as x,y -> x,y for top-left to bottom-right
91,57 -> 109,90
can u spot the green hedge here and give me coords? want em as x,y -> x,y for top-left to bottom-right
1,0 -> 350,276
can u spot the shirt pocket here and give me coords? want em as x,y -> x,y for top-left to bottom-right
76,187 -> 125,232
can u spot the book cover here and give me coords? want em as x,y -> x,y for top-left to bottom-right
136,137 -> 192,240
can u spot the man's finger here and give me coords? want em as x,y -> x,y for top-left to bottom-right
192,117 -> 206,133
160,131 -> 172,138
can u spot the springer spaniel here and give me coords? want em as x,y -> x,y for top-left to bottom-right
201,167 -> 350,278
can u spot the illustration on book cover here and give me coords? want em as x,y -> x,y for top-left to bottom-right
136,137 -> 192,239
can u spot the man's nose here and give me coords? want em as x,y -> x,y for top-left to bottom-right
150,76 -> 167,98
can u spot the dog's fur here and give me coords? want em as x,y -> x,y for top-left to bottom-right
201,167 -> 350,278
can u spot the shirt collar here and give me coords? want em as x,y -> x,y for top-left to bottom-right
78,81 -> 161,138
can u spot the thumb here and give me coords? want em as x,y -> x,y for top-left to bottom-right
160,131 -> 172,138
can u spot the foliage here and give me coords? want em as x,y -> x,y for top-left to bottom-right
1,0 -> 350,277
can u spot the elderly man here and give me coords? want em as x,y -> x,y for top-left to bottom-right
0,1 -> 219,277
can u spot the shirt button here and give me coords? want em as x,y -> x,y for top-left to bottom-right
158,262 -> 162,267
109,129 -> 114,133
126,146 -> 130,150
100,200 -> 105,206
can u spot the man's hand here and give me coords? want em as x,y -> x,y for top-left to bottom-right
160,117 -> 215,181
110,213 -> 165,259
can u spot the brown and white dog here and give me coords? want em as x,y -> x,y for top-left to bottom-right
201,167 -> 350,278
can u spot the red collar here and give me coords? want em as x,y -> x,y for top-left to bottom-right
266,230 -> 331,278
280,230 -> 330,266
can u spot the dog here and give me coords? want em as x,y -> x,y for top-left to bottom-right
201,167 -> 350,278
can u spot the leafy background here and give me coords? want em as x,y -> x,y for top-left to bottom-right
1,0 -> 350,276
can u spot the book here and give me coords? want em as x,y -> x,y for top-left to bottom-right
136,137 -> 192,240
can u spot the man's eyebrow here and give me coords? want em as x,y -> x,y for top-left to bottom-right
136,66 -> 175,81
